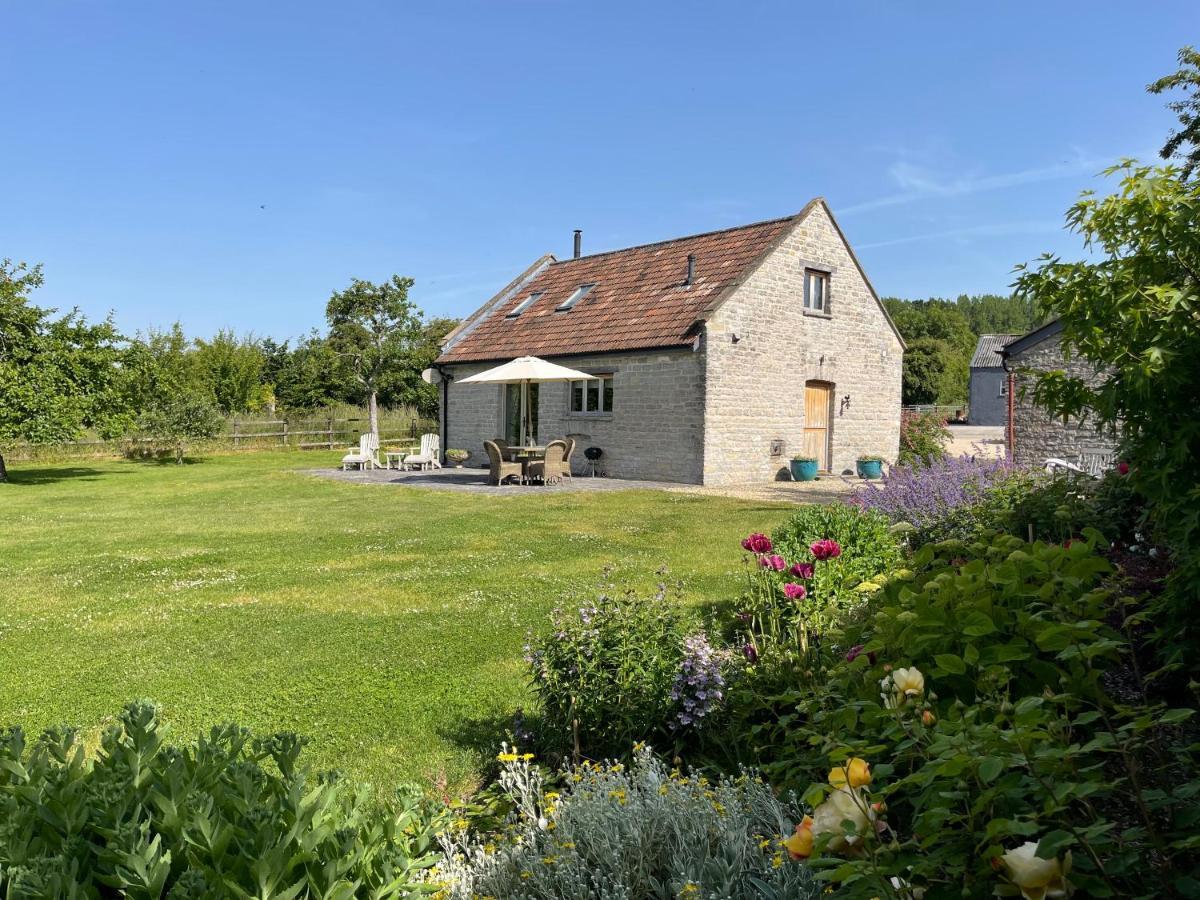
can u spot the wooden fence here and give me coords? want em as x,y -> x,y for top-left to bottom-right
1,415 -> 439,461
226,417 -> 437,450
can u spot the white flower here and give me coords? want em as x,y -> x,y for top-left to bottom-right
881,666 -> 925,708
810,787 -> 873,852
1001,841 -> 1071,900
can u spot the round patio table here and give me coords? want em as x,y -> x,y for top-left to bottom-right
509,446 -> 545,480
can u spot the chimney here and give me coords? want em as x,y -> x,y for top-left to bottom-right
685,253 -> 696,285
573,229 -> 582,259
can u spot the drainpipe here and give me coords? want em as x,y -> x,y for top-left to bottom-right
433,363 -> 452,465
1000,351 -> 1015,461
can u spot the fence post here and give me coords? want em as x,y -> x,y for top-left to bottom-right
327,417 -> 334,450
282,419 -> 288,448
233,421 -> 240,448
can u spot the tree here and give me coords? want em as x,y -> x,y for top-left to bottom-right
1013,161 -> 1200,641
272,331 -> 350,412
1149,45 -> 1200,179
135,391 -> 223,464
379,315 -> 459,417
952,293 -> 1041,335
0,260 -> 125,482
191,329 -> 268,415
898,337 -> 963,406
325,276 -> 424,438
884,300 -> 975,405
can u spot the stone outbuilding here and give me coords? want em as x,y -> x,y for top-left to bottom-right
968,334 -> 1021,426
433,199 -> 905,485
1000,320 -> 1119,468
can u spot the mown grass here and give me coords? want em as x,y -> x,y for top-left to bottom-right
0,451 -> 793,794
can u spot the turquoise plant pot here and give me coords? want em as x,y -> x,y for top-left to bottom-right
790,459 -> 819,481
856,459 -> 883,479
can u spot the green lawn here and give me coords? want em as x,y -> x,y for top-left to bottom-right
0,452 -> 793,793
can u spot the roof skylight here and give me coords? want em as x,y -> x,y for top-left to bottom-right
557,283 -> 596,311
507,292 -> 543,318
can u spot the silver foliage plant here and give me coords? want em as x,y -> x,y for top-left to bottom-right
437,746 -> 819,899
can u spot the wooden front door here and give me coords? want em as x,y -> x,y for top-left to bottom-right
803,381 -> 833,471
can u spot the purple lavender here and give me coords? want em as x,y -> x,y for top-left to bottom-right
848,454 -> 1017,529
670,633 -> 726,729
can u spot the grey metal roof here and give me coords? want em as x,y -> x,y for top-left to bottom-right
999,319 -> 1063,360
970,334 -> 1022,369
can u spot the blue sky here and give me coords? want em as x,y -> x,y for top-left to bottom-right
4,1 -> 1196,339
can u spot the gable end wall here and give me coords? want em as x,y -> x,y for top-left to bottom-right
701,204 -> 903,484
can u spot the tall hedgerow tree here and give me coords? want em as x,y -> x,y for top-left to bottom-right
325,276 -> 424,440
0,260 -> 124,482
191,328 -> 268,415
1150,45 -> 1200,179
1014,161 -> 1200,646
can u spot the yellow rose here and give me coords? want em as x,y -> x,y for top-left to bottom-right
782,815 -> 814,860
1001,841 -> 1072,900
810,788 -> 872,853
828,757 -> 872,790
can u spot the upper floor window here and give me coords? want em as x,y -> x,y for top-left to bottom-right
569,374 -> 614,415
804,269 -> 829,313
557,283 -> 596,311
507,292 -> 543,317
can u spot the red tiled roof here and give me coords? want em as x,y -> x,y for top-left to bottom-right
436,213 -> 801,364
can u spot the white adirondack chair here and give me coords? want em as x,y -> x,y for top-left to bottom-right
403,433 -> 442,471
342,432 -> 381,471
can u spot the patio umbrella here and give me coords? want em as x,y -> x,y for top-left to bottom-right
458,356 -> 597,446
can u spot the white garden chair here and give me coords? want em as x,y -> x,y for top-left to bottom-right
342,433 -> 381,471
403,433 -> 442,471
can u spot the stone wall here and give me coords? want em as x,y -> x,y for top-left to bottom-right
441,348 -> 705,483
1009,333 -> 1118,467
701,204 -> 904,484
969,367 -> 1008,426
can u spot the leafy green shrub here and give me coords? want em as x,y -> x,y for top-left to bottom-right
898,410 -> 950,466
0,701 -> 441,898
744,532 -> 1200,898
525,584 -> 726,760
438,746 -> 818,899
1006,467 -> 1146,543
771,505 -> 904,604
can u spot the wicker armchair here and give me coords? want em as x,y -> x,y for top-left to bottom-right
494,437 -> 518,462
562,437 -> 576,479
484,440 -> 524,486
527,440 -> 568,485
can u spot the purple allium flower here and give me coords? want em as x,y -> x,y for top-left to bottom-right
742,643 -> 758,664
759,554 -> 787,572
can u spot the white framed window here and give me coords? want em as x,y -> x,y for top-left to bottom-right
804,269 -> 829,313
557,283 -> 596,311
507,291 -> 543,318
569,374 -> 614,415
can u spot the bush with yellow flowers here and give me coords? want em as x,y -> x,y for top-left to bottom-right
437,746 -> 818,899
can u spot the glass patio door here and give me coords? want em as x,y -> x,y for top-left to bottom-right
504,383 -> 538,444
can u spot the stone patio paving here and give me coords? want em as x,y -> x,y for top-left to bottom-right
307,465 -> 856,504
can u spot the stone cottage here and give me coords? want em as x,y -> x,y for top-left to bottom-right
968,334 -> 1021,426
433,199 -> 905,485
1000,320 -> 1119,468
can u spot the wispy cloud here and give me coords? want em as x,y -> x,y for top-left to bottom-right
856,220 -> 1064,250
839,150 -> 1109,216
